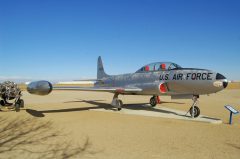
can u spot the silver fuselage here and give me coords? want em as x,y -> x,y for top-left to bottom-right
95,68 -> 227,96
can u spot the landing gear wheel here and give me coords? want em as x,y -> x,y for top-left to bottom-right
0,100 -> 5,106
150,97 -> 157,107
119,100 -> 123,107
189,106 -> 200,118
111,93 -> 123,111
117,100 -> 123,111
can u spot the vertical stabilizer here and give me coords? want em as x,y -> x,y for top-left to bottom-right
97,56 -> 109,79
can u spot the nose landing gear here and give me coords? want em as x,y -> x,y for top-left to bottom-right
187,95 -> 200,118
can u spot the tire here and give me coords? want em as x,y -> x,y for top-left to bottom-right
117,100 -> 123,111
0,100 -> 5,106
15,103 -> 20,112
119,100 -> 123,107
19,99 -> 24,108
150,97 -> 157,107
189,106 -> 200,118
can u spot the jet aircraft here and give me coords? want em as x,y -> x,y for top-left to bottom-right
27,56 -> 228,118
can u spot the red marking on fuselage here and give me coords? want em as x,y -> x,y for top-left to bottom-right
159,84 -> 167,93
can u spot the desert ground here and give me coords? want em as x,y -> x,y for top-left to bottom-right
0,85 -> 240,159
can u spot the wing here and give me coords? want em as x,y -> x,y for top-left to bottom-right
53,86 -> 142,94
27,80 -> 142,95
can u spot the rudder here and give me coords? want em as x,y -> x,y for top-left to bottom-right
97,56 -> 109,79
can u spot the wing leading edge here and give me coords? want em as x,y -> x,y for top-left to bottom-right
27,80 -> 142,96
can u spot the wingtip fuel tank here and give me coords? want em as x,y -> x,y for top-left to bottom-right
27,80 -> 53,95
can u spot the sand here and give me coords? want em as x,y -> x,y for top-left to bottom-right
0,89 -> 240,159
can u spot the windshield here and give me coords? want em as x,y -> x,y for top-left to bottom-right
168,63 -> 182,70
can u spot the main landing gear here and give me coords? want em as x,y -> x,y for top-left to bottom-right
110,93 -> 200,118
188,95 -> 200,118
150,96 -> 161,107
111,93 -> 123,111
111,94 -> 161,110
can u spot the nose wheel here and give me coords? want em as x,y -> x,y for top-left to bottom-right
189,105 -> 200,118
187,95 -> 200,118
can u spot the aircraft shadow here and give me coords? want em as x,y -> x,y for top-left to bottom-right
123,104 -> 180,116
63,100 -> 105,104
160,101 -> 185,104
26,99 -> 186,118
201,116 -> 222,121
226,143 -> 240,150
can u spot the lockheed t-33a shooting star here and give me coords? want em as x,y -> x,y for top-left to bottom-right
27,56 -> 228,118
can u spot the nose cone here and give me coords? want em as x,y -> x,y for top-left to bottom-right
223,81 -> 228,88
216,73 -> 228,89
27,80 -> 53,95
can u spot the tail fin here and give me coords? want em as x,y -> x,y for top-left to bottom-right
97,56 -> 109,79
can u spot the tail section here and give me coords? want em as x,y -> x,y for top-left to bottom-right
97,56 -> 109,79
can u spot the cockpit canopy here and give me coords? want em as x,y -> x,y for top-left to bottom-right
136,62 -> 182,73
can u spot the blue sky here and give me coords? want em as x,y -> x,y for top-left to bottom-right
0,0 -> 240,82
